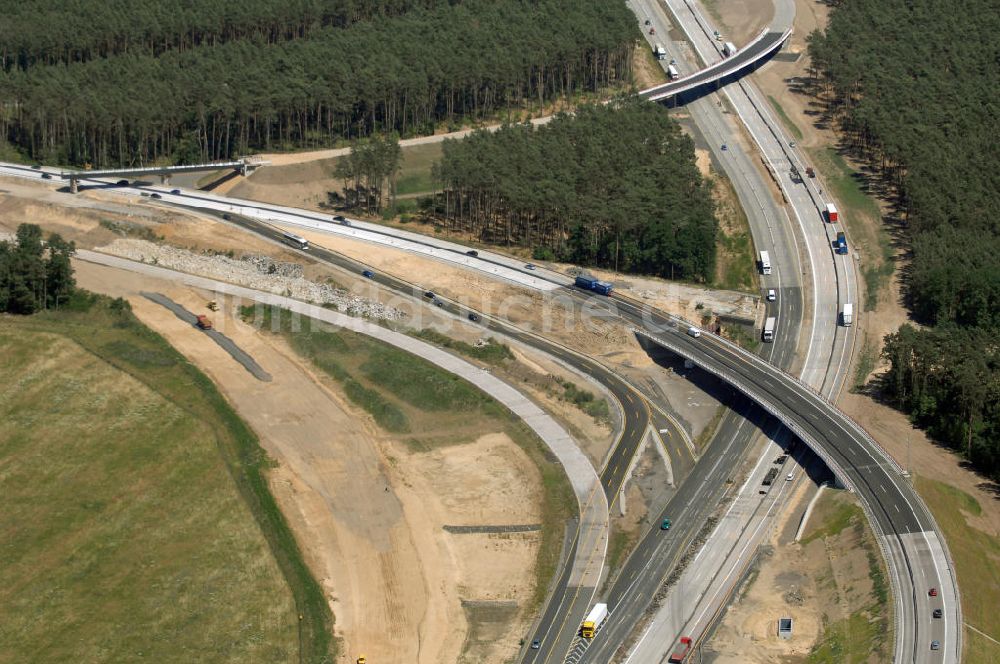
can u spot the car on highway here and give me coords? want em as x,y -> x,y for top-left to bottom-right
362,270 -> 374,278
788,141 -> 797,148
933,608 -> 942,619
524,263 -> 536,270
531,640 -> 541,650
929,587 -> 938,597
423,290 -> 435,299
222,213 -> 231,220
644,19 -> 651,25
116,179 -> 129,186
466,250 -> 478,257
721,143 -> 728,151
931,641 -> 940,651
41,173 -> 53,179
766,289 -> 776,301
786,472 -> 793,481
340,218 -> 351,226
170,189 -> 180,194
649,27 -> 655,35
150,192 -> 162,199
434,299 -> 444,307
687,326 -> 702,338
660,518 -> 671,530
333,214 -> 346,221
468,312 -> 480,322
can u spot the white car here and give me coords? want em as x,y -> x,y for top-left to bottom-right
687,326 -> 702,338
766,289 -> 776,301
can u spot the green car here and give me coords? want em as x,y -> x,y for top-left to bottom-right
660,518 -> 671,531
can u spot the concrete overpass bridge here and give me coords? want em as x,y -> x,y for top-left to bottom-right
638,28 -> 792,105
629,323 -> 960,664
60,156 -> 268,193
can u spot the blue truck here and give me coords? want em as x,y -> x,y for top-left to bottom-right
835,231 -> 848,255
575,275 -> 614,296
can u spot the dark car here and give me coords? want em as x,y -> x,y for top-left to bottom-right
721,144 -> 728,151
531,640 -> 541,650
41,172 -> 53,180
116,179 -> 129,186
468,312 -> 480,322
660,518 -> 672,531
150,192 -> 162,199
933,609 -> 942,619
524,263 -> 536,271
362,270 -> 374,279
222,213 -> 231,220
465,250 -> 478,257
333,215 -> 346,221
340,219 -> 351,226
434,299 -> 444,307
930,641 -> 940,651
170,189 -> 180,194
423,290 -> 435,299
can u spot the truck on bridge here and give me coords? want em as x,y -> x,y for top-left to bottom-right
575,275 -> 614,296
580,603 -> 608,638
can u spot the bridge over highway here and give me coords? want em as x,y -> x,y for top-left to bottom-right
631,322 -> 960,664
638,28 -> 792,103
60,157 -> 267,193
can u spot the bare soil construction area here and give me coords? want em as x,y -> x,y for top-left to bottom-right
708,488 -> 890,663
70,260 -> 546,663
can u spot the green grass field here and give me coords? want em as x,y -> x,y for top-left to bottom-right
915,477 -> 1000,664
0,295 -> 331,662
395,142 -> 443,197
241,305 -> 576,610
767,95 -> 804,141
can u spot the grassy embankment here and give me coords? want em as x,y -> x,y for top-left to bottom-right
0,294 -> 332,662
241,306 -> 577,610
802,492 -> 891,664
915,477 -> 1000,664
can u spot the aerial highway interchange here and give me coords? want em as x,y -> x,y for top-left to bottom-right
0,0 -> 961,661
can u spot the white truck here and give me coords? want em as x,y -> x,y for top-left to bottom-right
667,64 -> 680,80
763,316 -> 776,342
654,43 -> 667,60
580,603 -> 609,638
841,302 -> 853,326
759,250 -> 771,275
723,41 -> 738,57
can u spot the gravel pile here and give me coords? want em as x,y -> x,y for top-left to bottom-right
103,239 -> 405,321
242,254 -> 304,278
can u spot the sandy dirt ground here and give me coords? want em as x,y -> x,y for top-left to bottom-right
705,0 -> 775,46
708,488 -> 877,662
67,259 -> 546,664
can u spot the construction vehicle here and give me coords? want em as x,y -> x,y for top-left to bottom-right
668,636 -> 693,662
196,315 -> 213,330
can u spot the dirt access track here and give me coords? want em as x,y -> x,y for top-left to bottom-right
71,259 -> 545,664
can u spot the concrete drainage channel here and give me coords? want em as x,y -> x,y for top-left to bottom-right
140,291 -> 273,382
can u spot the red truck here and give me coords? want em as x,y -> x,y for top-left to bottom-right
196,315 -> 213,330
668,636 -> 692,663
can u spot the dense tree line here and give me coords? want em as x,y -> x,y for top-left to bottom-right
0,224 -> 76,314
809,0 -> 1000,477
334,134 -> 402,214
433,98 -> 717,281
0,0 -> 637,166
0,0 -> 454,70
